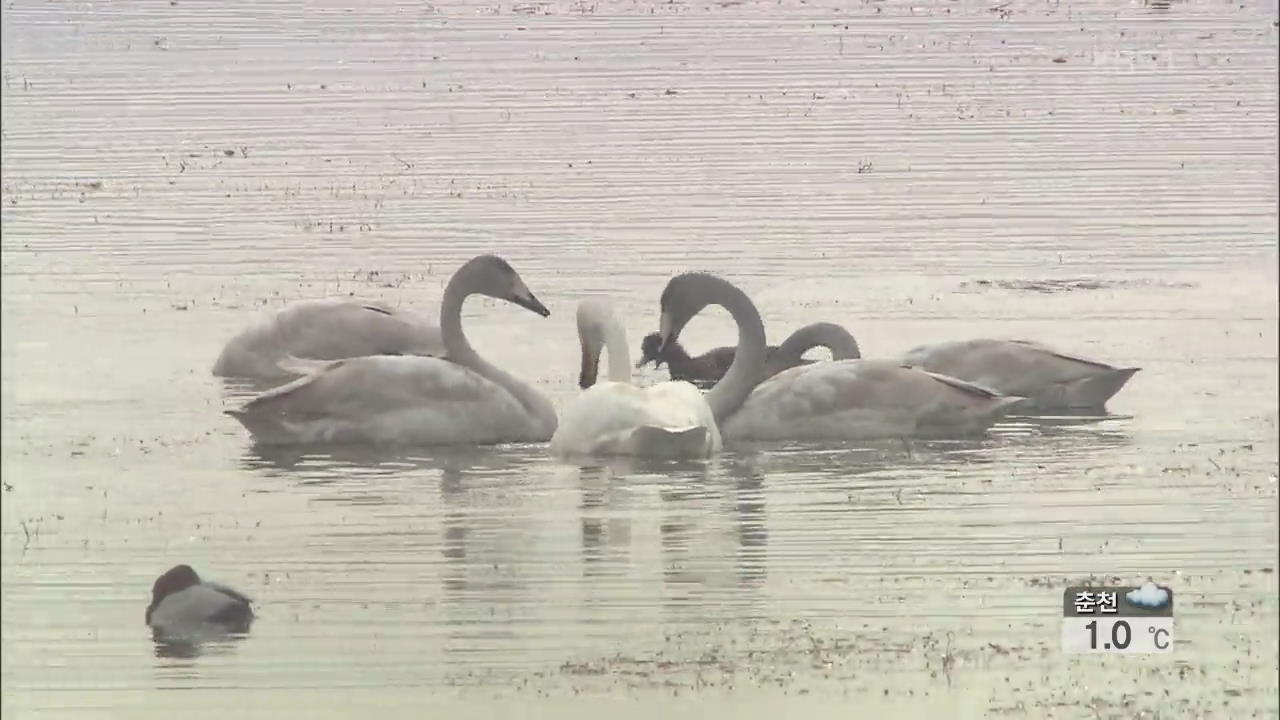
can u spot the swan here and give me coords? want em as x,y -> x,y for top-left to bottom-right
637,322 -> 862,387
644,318 -> 1137,412
653,272 -> 1024,441
549,299 -> 721,459
899,339 -> 1140,411
212,298 -> 445,380
225,255 -> 558,446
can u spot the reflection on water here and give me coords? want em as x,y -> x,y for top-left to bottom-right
578,466 -> 630,579
153,632 -> 251,662
239,442 -> 538,478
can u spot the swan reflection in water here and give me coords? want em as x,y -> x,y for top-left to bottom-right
228,409 -> 1132,667
569,456 -> 769,588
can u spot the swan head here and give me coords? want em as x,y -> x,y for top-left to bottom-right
576,298 -> 616,389
656,272 -> 717,354
459,254 -> 550,317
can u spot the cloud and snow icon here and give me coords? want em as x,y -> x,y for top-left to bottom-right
1126,582 -> 1171,609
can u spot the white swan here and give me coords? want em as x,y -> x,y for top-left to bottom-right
212,298 -> 445,381
653,272 -> 1025,441
899,339 -> 1140,411
549,299 -> 721,459
225,255 -> 558,446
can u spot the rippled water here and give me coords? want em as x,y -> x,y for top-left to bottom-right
3,0 -> 1278,716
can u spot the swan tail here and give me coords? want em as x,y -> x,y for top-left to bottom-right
993,394 -> 1032,417
1027,367 -> 1141,411
224,407 -> 291,445
625,425 -> 711,459
1063,367 -> 1140,409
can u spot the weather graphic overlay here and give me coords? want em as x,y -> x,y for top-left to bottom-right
1061,582 -> 1174,654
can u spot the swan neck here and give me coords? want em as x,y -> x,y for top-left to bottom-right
439,271 -> 554,431
440,274 -> 478,363
777,322 -> 861,361
705,279 -> 767,423
602,321 -> 632,384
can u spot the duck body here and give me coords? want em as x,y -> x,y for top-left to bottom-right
146,565 -> 254,636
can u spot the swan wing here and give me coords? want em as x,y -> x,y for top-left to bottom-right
273,300 -> 445,358
274,355 -> 344,376
1003,339 -> 1117,369
228,355 -> 543,445
723,359 -> 1021,441
213,299 -> 445,379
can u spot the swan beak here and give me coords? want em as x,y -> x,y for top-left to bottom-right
579,342 -> 601,389
510,290 -> 551,318
657,312 -> 675,354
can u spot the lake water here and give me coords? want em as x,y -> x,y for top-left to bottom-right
2,0 -> 1277,716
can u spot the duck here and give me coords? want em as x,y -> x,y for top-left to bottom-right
636,321 -> 862,387
146,564 -> 254,635
899,339 -> 1140,412
549,298 -> 721,459
225,255 -> 558,446
652,272 -> 1024,441
212,298 -> 445,381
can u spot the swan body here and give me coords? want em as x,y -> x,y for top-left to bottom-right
229,354 -> 555,445
212,299 -> 445,380
551,381 -> 720,458
900,339 -> 1140,411
226,255 -> 557,446
654,273 -> 1023,441
638,321 -> 862,387
722,359 -> 1024,440
550,299 -> 721,459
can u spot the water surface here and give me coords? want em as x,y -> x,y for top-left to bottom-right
2,0 -> 1277,716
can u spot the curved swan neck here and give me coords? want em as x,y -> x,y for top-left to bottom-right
440,273 -> 479,363
601,319 -> 632,383
776,322 -> 861,361
701,278 -> 767,423
439,268 -> 554,428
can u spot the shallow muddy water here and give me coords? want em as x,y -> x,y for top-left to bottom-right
2,0 -> 1277,717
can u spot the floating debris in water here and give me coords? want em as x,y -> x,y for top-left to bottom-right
959,278 -> 1197,294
